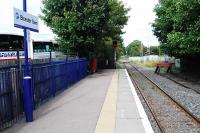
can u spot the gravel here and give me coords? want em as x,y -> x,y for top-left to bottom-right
120,64 -> 161,133
159,73 -> 200,94
126,64 -> 199,133
130,77 -> 162,133
134,64 -> 200,121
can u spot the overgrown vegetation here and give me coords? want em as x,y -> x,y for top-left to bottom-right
126,40 -> 144,56
131,60 -> 158,68
126,40 -> 160,56
152,0 -> 200,56
152,0 -> 200,74
41,0 -> 129,59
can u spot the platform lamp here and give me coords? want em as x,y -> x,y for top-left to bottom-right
112,40 -> 118,69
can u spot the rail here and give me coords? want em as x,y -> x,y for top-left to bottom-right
124,63 -> 200,132
156,73 -> 200,94
128,63 -> 200,124
124,63 -> 165,133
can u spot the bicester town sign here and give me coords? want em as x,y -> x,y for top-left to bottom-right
14,8 -> 39,32
13,5 -> 39,122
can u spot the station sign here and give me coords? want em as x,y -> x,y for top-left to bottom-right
14,8 -> 39,32
0,51 -> 25,60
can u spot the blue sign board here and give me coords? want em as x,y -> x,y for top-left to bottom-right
14,8 -> 39,32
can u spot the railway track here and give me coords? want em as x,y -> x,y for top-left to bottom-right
156,73 -> 200,94
124,63 -> 200,133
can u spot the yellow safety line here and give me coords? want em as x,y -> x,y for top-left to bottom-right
94,70 -> 118,133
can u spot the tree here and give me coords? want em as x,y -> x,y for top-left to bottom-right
41,0 -> 129,57
126,40 -> 143,56
41,0 -> 109,57
94,0 -> 129,64
150,46 -> 159,55
105,0 -> 129,40
152,0 -> 200,56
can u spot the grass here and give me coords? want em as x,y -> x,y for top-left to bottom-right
116,63 -> 122,69
131,60 -> 173,73
131,60 -> 159,68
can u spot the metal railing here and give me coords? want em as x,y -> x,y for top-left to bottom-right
0,58 -> 88,131
0,69 -> 24,130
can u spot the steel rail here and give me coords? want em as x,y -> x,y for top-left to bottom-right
129,63 -> 200,125
156,73 -> 200,94
124,63 -> 165,133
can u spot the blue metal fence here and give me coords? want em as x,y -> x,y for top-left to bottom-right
0,58 -> 88,131
0,69 -> 24,130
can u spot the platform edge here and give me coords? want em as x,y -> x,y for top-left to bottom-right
125,69 -> 154,133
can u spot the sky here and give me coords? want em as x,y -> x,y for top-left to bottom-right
0,0 -> 54,41
0,0 -> 159,46
122,0 -> 159,47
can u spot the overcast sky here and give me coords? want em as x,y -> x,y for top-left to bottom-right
122,0 -> 159,47
0,0 -> 54,41
0,0 -> 159,46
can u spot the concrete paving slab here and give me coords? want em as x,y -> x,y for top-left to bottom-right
3,70 -> 115,133
116,69 -> 153,133
2,69 -> 153,133
116,118 -> 146,133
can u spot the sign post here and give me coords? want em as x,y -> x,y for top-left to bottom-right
23,0 -> 32,122
24,0 -> 32,122
14,0 -> 39,122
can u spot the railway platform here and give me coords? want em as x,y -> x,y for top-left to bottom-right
3,69 -> 153,133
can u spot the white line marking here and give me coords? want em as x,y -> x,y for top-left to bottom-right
125,69 -> 154,133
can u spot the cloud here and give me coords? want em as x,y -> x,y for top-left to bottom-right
0,0 -> 159,45
0,0 -> 54,40
122,0 -> 159,47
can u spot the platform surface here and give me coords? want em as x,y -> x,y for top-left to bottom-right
3,69 -> 153,133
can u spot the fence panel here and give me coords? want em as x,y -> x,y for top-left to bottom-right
79,59 -> 88,79
32,65 -> 53,108
69,60 -> 78,85
54,63 -> 68,92
0,69 -> 23,130
0,58 -> 88,131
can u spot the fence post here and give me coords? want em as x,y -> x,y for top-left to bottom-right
10,68 -> 21,119
77,60 -> 80,81
76,60 -> 79,82
68,61 -> 70,86
64,62 -> 68,88
51,63 -> 56,96
79,60 -> 82,79
84,60 -> 87,77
